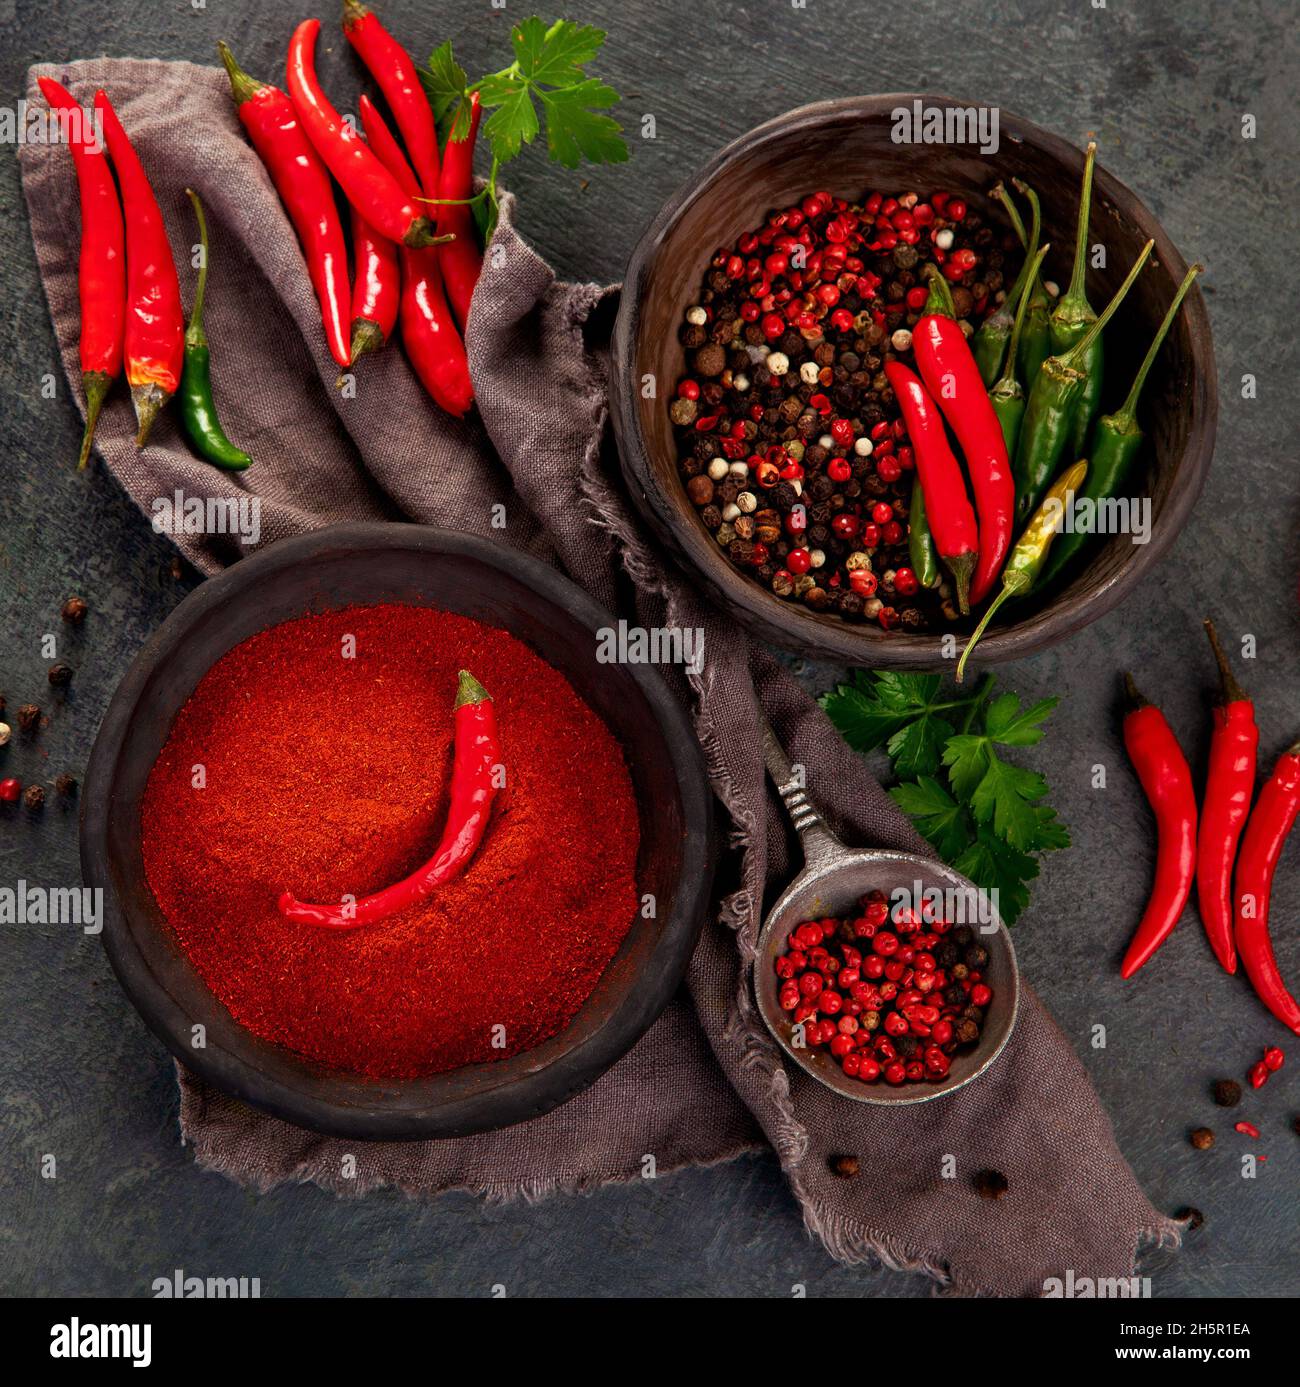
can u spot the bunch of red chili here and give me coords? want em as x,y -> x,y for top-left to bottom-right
1119,619 -> 1300,1037
221,2 -> 481,415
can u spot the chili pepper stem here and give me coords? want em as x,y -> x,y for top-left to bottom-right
1203,618 -> 1247,704
956,573 -> 1027,682
1051,142 -> 1098,335
455,669 -> 491,707
184,189 -> 209,347
132,383 -> 167,447
1123,671 -> 1150,711
1061,239 -> 1155,370
1110,263 -> 1204,431
993,243 -> 1050,395
992,181 -> 1028,248
78,371 -> 112,469
216,39 -> 263,105
921,263 -> 957,317
947,551 -> 974,617
349,318 -> 384,362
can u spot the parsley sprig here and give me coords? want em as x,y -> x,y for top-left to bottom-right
820,671 -> 1069,924
422,18 -> 629,240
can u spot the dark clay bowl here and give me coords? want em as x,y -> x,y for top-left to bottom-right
81,524 -> 713,1140
610,94 -> 1217,668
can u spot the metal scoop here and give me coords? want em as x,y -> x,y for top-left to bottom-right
752,707 -> 1019,1104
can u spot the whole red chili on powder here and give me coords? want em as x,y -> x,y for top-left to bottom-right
140,604 -> 641,1078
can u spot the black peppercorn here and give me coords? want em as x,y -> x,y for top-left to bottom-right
61,596 -> 88,624
23,784 -> 45,810
952,926 -> 974,947
829,1154 -> 860,1179
1213,1079 -> 1242,1107
54,773 -> 78,797
973,1169 -> 1008,1201
964,944 -> 989,969
16,704 -> 40,733
47,663 -> 73,689
955,1019 -> 980,1045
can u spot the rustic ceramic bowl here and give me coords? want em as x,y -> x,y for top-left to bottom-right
610,94 -> 1217,668
81,524 -> 714,1140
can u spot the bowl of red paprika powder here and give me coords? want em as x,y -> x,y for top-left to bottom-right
610,94 -> 1216,667
81,524 -> 714,1139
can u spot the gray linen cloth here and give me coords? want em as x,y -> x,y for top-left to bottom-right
22,57 -> 1183,1295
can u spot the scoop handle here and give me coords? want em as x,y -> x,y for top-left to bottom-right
755,700 -> 846,870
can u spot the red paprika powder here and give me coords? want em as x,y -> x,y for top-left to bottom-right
140,603 -> 641,1079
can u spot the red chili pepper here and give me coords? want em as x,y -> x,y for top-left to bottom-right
348,207 -> 400,362
217,41 -> 352,370
912,267 -> 1013,605
1120,673 -> 1197,978
1196,619 -> 1257,973
437,91 -> 484,332
93,90 -> 184,447
38,78 -> 124,469
359,96 -> 473,417
341,0 -> 439,195
286,18 -> 437,248
884,361 -> 978,612
278,670 -> 499,929
1233,739 -> 1300,1034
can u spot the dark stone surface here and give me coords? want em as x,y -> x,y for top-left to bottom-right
1,0 -> 1296,1297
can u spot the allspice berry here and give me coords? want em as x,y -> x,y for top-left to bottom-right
54,773 -> 78,797
692,343 -> 727,378
23,784 -> 45,811
828,1154 -> 860,1179
685,475 -> 714,507
48,663 -> 73,688
16,704 -> 40,733
1213,1079 -> 1242,1107
1189,1127 -> 1215,1150
973,1169 -> 1008,1201
61,596 -> 88,624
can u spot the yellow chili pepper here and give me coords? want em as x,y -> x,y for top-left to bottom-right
956,460 -> 1088,683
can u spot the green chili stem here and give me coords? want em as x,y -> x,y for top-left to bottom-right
1110,263 -> 1203,430
995,243 -> 1050,392
216,40 -> 263,106
185,188 -> 209,344
1061,142 -> 1096,313
993,182 -> 1028,248
1058,239 -> 1154,371
922,262 -> 957,317
956,575 -> 1028,684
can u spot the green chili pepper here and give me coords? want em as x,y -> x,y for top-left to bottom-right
970,182 -> 1039,387
907,477 -> 942,589
988,243 -> 1050,458
179,188 -> 252,471
1041,263 -> 1202,587
1046,144 -> 1105,458
1006,180 -> 1052,386
956,460 -> 1088,683
1013,238 -> 1153,524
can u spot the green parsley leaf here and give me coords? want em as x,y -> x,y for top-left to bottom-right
951,827 -> 1039,926
984,692 -> 1059,747
889,777 -> 973,861
969,756 -> 1048,851
539,81 -> 628,168
513,17 -> 608,87
483,83 -> 541,162
422,41 -> 469,133
820,670 -> 969,772
942,733 -> 988,802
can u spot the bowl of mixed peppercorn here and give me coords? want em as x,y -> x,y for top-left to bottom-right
610,94 -> 1215,666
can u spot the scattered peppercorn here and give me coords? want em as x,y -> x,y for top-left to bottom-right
973,1169 -> 1008,1200
61,596 -> 88,624
1234,1121 -> 1261,1139
16,704 -> 40,733
54,773 -> 78,798
1189,1127 -> 1215,1150
1213,1079 -> 1242,1107
23,784 -> 45,811
0,723 -> 9,748
1176,1207 -> 1205,1232
1263,1045 -> 1284,1072
828,1153 -> 860,1179
47,663 -> 73,688
0,777 -> 20,803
